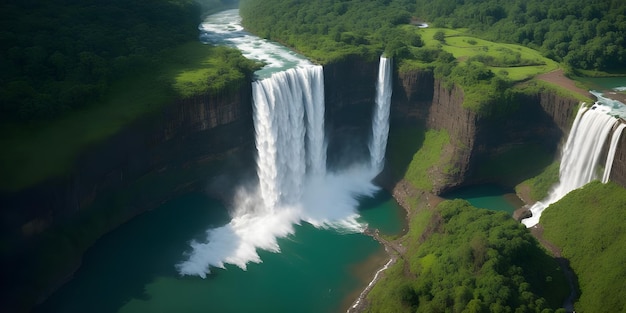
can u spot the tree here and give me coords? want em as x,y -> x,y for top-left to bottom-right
433,31 -> 446,43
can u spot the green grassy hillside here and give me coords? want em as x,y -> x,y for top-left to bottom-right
541,181 -> 626,312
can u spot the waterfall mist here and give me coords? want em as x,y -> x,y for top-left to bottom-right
522,103 -> 623,227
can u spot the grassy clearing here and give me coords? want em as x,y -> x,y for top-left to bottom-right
0,42 -> 255,192
414,27 -> 559,82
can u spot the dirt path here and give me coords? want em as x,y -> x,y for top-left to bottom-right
536,69 -> 591,99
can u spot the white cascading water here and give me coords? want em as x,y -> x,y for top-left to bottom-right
602,123 -> 626,183
370,56 -> 393,173
522,104 -> 621,227
178,10 -> 392,277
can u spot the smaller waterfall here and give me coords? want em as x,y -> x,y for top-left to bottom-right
522,104 -> 621,227
369,56 -> 393,173
602,123 -> 626,183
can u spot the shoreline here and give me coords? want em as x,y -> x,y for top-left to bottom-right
345,178 -> 430,312
346,227 -> 407,313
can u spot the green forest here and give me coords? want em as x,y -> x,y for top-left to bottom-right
0,0 -> 247,122
0,0 -> 261,191
366,200 -> 569,313
239,0 -> 624,114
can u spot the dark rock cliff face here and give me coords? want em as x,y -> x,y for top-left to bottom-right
323,57 -> 379,168
0,82 -> 256,312
392,69 -> 584,193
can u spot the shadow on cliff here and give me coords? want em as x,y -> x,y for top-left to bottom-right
379,123 -> 426,188
33,193 -> 230,313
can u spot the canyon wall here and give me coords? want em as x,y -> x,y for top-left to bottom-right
2,56 -> 625,312
393,68 -> 587,193
0,80 -> 256,312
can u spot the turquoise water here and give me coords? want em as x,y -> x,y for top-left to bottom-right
443,184 -> 522,214
581,77 -> 626,90
36,190 -> 403,313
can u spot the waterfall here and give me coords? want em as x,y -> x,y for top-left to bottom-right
253,67 -> 325,208
602,123 -> 626,183
369,56 -> 393,173
179,10 -> 386,278
522,104 -> 621,227
178,65 -> 378,277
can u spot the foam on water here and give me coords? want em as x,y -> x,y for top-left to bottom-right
199,9 -> 310,78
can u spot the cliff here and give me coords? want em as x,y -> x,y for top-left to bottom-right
0,81 -> 256,312
392,68 -> 583,193
2,56 -> 625,312
323,56 -> 379,167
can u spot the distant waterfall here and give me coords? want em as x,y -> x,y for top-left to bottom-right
370,56 -> 393,173
522,104 -> 622,227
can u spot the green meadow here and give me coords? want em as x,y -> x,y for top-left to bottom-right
414,27 -> 559,82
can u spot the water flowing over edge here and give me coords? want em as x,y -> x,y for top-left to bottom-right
369,57 -> 393,174
177,58 -> 392,277
522,98 -> 625,227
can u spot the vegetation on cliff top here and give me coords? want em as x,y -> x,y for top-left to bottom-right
412,0 -> 626,72
240,0 -> 622,114
0,1 -> 260,191
541,181 -> 626,312
365,199 -> 569,313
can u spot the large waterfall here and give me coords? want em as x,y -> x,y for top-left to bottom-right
522,99 -> 625,227
253,66 -> 326,209
177,10 -> 393,277
370,57 -> 393,173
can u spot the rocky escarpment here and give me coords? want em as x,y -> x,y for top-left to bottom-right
392,69 -> 582,194
323,56 -> 379,167
0,81 -> 256,312
2,55 -> 624,312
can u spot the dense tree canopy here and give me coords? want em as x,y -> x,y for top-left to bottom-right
413,0 -> 626,71
240,0 -> 421,61
366,200 -> 569,313
241,0 -> 626,71
0,0 -> 203,121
